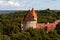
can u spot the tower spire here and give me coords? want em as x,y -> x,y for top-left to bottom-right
31,8 -> 37,18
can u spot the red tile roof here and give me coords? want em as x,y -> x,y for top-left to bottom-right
22,8 -> 37,21
36,22 -> 58,32
31,8 -> 37,18
36,20 -> 60,30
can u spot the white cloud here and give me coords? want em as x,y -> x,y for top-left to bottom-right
0,0 -> 59,10
8,1 -> 20,7
0,0 -> 26,10
0,0 -> 20,7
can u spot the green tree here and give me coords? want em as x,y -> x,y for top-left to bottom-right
56,23 -> 60,35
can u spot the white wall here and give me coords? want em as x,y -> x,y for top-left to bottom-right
21,21 -> 37,30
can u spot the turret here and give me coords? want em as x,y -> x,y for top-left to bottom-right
21,8 -> 37,30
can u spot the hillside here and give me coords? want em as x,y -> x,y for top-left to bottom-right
0,9 -> 60,40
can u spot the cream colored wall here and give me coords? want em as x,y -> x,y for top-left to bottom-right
26,21 -> 37,28
21,21 -> 37,30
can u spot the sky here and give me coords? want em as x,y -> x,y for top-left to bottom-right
0,0 -> 60,10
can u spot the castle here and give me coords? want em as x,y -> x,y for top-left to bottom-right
21,8 -> 60,33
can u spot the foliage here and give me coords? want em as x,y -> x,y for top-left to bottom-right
0,9 -> 60,40
56,23 -> 60,35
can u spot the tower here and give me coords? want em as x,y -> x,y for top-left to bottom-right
21,8 -> 37,30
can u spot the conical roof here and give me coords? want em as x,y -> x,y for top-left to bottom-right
22,8 -> 37,21
31,8 -> 37,18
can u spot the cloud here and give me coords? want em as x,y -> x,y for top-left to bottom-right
0,0 -> 60,10
41,0 -> 57,2
0,0 -> 20,7
8,1 -> 20,7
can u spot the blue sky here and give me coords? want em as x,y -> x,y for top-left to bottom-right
0,0 -> 60,10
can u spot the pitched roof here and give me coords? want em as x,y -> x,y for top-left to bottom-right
22,8 -> 37,21
31,8 -> 37,18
